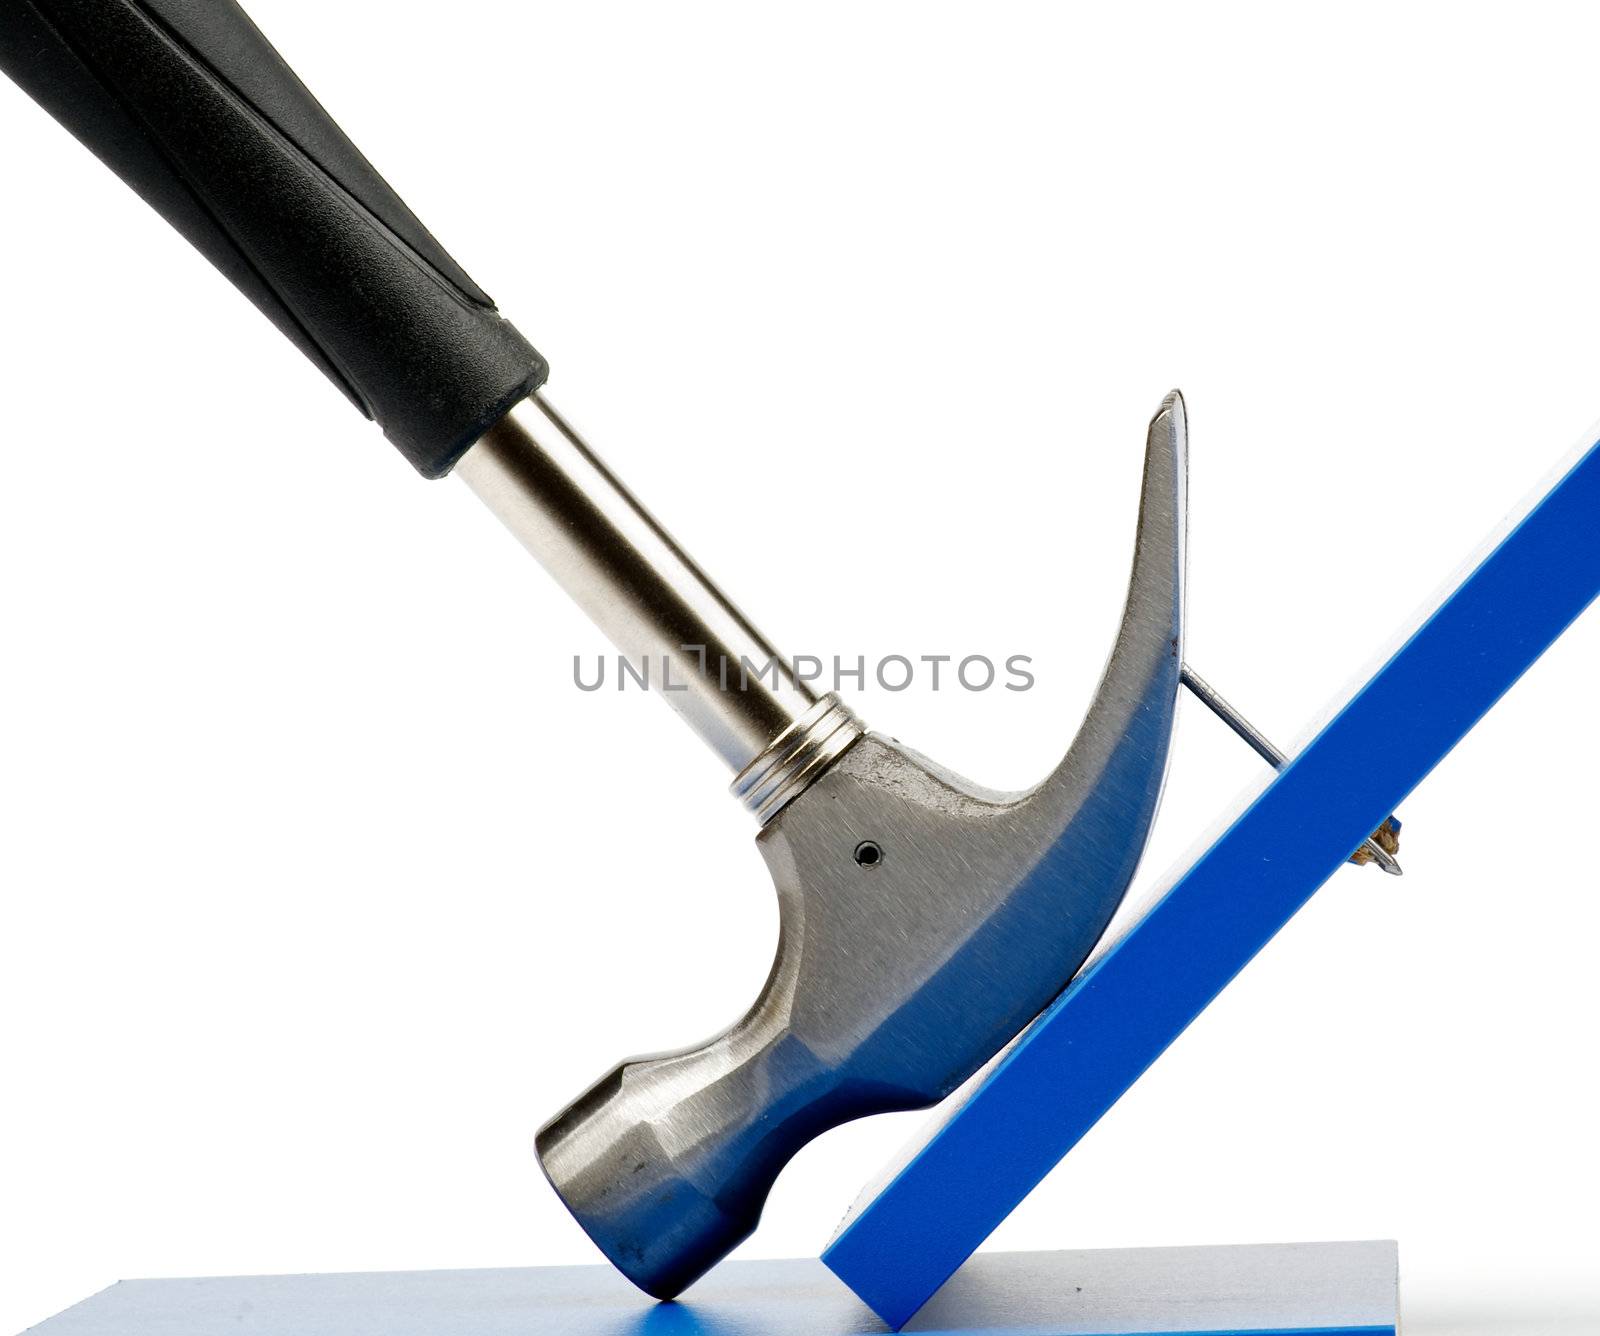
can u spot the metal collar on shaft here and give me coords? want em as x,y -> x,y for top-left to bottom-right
730,694 -> 866,823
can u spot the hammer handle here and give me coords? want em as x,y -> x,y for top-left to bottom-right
0,0 -> 547,478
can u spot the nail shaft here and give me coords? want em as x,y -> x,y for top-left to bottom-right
1179,664 -> 1403,876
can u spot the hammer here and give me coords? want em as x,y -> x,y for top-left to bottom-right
0,0 -> 1399,1302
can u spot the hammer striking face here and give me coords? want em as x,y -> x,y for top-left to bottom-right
535,395 -> 1188,1299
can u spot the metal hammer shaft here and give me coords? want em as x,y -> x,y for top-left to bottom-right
455,395 -> 827,777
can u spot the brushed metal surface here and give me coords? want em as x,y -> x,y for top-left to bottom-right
536,395 -> 1189,1299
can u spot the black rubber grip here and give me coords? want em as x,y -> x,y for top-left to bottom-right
0,0 -> 547,477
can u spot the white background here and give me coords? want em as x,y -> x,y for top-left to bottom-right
1,3 -> 1597,1333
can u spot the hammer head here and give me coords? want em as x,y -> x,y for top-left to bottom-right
536,394 -> 1189,1299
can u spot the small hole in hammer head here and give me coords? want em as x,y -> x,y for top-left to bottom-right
854,840 -> 883,868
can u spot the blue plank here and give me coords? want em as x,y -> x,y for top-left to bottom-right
29,1242 -> 1397,1336
824,437 -> 1600,1328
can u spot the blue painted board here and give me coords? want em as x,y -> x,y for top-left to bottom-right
30,1241 -> 1397,1336
824,437 -> 1600,1327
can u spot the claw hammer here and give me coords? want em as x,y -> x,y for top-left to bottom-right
0,0 -> 1400,1302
